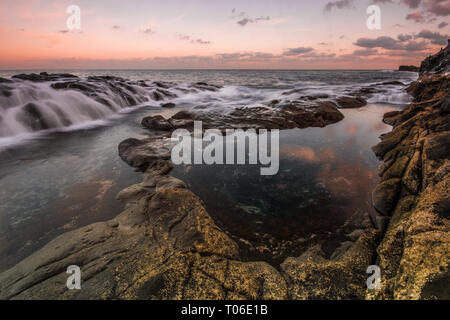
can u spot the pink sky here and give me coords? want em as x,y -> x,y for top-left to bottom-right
0,0 -> 448,69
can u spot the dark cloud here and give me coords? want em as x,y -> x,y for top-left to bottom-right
438,21 -> 449,28
354,36 -> 403,50
401,0 -> 422,9
371,0 -> 394,4
406,11 -> 425,22
113,25 -> 120,29
427,0 -> 450,16
354,36 -> 429,51
415,29 -> 449,45
237,16 -> 270,27
398,33 -> 413,41
324,0 -> 355,12
352,48 -> 378,56
282,47 -> 315,56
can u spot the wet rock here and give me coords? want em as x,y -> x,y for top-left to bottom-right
379,81 -> 405,86
369,52 -> 450,299
149,101 -> 344,133
0,77 -> 12,83
118,137 -> 171,171
161,102 -> 176,108
372,178 -> 401,216
12,72 -> 79,82
336,96 -> 367,109
141,115 -> 174,131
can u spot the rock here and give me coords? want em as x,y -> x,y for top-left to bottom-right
329,241 -> 354,261
12,73 -> 79,82
336,96 -> 367,109
141,115 -> 174,131
372,178 -> 401,216
146,101 -> 344,133
346,229 -> 365,242
420,39 -> 450,74
118,137 -> 171,171
368,48 -> 450,299
379,81 -> 405,86
399,65 -> 419,72
161,102 -> 176,108
281,229 -> 380,299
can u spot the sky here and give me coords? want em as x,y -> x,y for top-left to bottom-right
0,0 -> 449,69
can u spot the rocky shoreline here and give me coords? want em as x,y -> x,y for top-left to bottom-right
0,45 -> 448,300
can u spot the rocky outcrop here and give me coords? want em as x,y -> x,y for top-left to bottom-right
399,66 -> 419,72
336,96 -> 367,109
0,130 -> 380,300
368,74 -> 449,299
420,40 -> 450,74
0,94 -> 379,300
141,101 -> 344,132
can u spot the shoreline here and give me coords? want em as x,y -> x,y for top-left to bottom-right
0,58 -> 448,299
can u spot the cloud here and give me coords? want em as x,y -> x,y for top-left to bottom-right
426,0 -> 450,16
354,36 -> 429,51
177,34 -> 211,45
398,33 -> 413,41
237,16 -> 270,27
406,11 -> 425,22
438,21 -> 449,28
371,0 -> 394,4
282,47 -> 315,56
352,48 -> 378,56
401,0 -> 422,9
143,28 -> 153,34
324,0 -> 355,12
354,36 -> 403,50
401,0 -> 450,23
415,29 -> 449,45
112,25 -> 120,29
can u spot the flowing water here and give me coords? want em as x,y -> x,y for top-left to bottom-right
0,70 -> 417,271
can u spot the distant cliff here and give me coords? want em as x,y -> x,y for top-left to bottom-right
398,65 -> 419,72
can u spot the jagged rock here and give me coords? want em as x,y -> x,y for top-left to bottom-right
336,96 -> 367,109
12,72 -> 79,82
372,178 -> 401,216
420,40 -> 450,74
141,115 -> 174,131
368,70 -> 449,299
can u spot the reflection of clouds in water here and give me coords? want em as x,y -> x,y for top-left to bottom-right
280,145 -> 336,163
345,125 -> 357,135
317,160 -> 377,199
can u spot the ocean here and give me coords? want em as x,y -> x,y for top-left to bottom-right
0,69 -> 417,269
